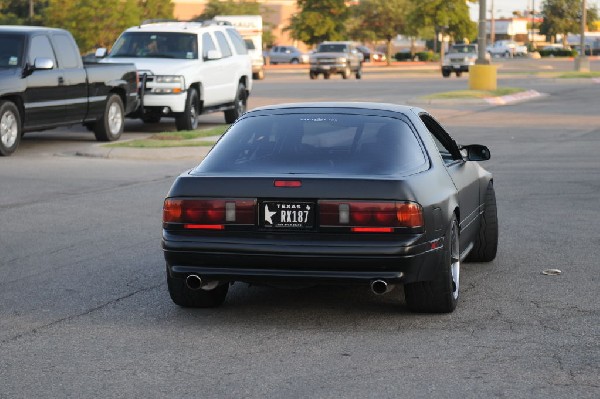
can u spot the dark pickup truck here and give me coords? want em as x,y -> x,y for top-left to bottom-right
0,26 -> 139,156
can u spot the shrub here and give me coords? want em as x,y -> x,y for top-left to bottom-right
538,49 -> 577,57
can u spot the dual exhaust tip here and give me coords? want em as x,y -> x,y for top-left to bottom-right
186,274 -> 393,295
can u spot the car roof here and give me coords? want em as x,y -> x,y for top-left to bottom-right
246,102 -> 423,115
124,20 -> 231,34
0,25 -> 67,35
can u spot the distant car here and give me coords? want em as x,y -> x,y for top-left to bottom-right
442,44 -> 479,77
309,41 -> 363,80
267,45 -> 309,64
162,102 -> 498,313
487,40 -> 526,57
357,45 -> 386,62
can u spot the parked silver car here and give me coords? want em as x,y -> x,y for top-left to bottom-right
267,45 -> 309,64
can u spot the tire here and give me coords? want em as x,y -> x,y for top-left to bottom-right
167,271 -> 229,308
224,82 -> 247,124
342,66 -> 351,79
0,101 -> 21,156
355,67 -> 362,79
466,183 -> 498,262
253,69 -> 265,80
290,58 -> 299,64
442,70 -> 451,78
93,94 -> 124,142
456,71 -> 462,77
323,72 -> 331,80
404,217 -> 460,313
309,71 -> 318,80
175,87 -> 199,131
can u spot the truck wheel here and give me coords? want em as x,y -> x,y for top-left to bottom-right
0,101 -> 21,156
442,70 -> 451,78
167,270 -> 229,308
323,72 -> 331,80
224,83 -> 247,124
309,71 -> 318,80
253,70 -> 265,80
355,67 -> 363,79
94,94 -> 124,142
175,87 -> 199,131
455,71 -> 462,77
404,217 -> 460,313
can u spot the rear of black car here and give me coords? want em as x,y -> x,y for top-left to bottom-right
163,108 -> 447,288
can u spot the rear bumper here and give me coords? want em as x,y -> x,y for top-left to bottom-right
163,233 -> 445,286
442,65 -> 469,73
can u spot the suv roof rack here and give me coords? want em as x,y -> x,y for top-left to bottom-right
139,19 -> 232,28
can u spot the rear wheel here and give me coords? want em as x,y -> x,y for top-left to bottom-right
94,94 -> 124,142
224,82 -> 247,124
355,67 -> 362,79
0,101 -> 21,156
455,71 -> 462,77
167,271 -> 229,308
404,217 -> 460,313
175,87 -> 199,131
466,183 -> 498,262
323,72 -> 331,80
442,70 -> 451,78
309,71 -> 318,80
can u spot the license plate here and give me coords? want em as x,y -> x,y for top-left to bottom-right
260,201 -> 314,229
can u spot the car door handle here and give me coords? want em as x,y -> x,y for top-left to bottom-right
58,76 -> 65,85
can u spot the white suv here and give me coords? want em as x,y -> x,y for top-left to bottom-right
99,20 -> 252,130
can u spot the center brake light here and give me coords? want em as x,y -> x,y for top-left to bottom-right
319,201 -> 423,232
163,199 -> 256,230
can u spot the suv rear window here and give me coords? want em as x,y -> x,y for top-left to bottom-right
109,32 -> 198,59
193,113 -> 427,176
317,44 -> 348,53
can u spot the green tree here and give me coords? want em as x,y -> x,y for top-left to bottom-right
348,0 -> 410,65
195,0 -> 260,19
139,0 -> 174,22
0,0 -> 49,25
540,0 -> 598,46
285,0 -> 349,46
407,0 -> 476,51
45,0 -> 140,52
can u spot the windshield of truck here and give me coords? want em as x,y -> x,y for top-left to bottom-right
449,45 -> 476,54
317,44 -> 347,53
0,34 -> 25,68
108,32 -> 198,59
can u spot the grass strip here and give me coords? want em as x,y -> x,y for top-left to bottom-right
423,87 -> 525,100
557,71 -> 600,79
105,125 -> 228,148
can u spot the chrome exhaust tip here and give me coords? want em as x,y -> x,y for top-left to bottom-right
185,274 -> 202,290
371,279 -> 392,295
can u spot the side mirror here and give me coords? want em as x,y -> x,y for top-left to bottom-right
462,144 -> 491,161
205,49 -> 222,61
95,48 -> 107,58
34,57 -> 54,70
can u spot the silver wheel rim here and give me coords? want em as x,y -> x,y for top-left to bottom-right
107,102 -> 123,135
236,92 -> 246,115
450,222 -> 460,300
1,110 -> 18,148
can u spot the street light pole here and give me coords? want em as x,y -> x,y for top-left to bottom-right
477,0 -> 489,64
576,0 -> 589,71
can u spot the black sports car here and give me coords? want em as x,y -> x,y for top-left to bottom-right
162,102 -> 498,313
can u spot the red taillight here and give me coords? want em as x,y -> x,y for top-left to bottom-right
163,198 -> 256,228
274,180 -> 302,187
319,201 -> 423,231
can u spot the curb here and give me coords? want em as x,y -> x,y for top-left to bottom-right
484,90 -> 547,105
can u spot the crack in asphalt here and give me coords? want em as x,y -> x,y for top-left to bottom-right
0,282 -> 163,345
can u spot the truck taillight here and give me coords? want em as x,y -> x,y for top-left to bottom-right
319,201 -> 423,231
163,199 -> 256,229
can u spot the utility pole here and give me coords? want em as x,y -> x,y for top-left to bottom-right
490,0 -> 495,45
576,0 -> 589,71
476,0 -> 489,64
29,0 -> 34,24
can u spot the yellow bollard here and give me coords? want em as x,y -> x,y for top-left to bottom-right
469,65 -> 497,91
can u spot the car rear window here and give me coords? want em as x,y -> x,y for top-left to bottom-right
193,113 -> 427,176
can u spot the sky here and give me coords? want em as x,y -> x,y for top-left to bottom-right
469,0 -> 600,21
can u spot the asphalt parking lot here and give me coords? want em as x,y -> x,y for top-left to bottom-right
1,59 -> 599,397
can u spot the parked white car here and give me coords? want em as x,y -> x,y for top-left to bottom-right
487,40 -> 527,57
99,20 -> 253,130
